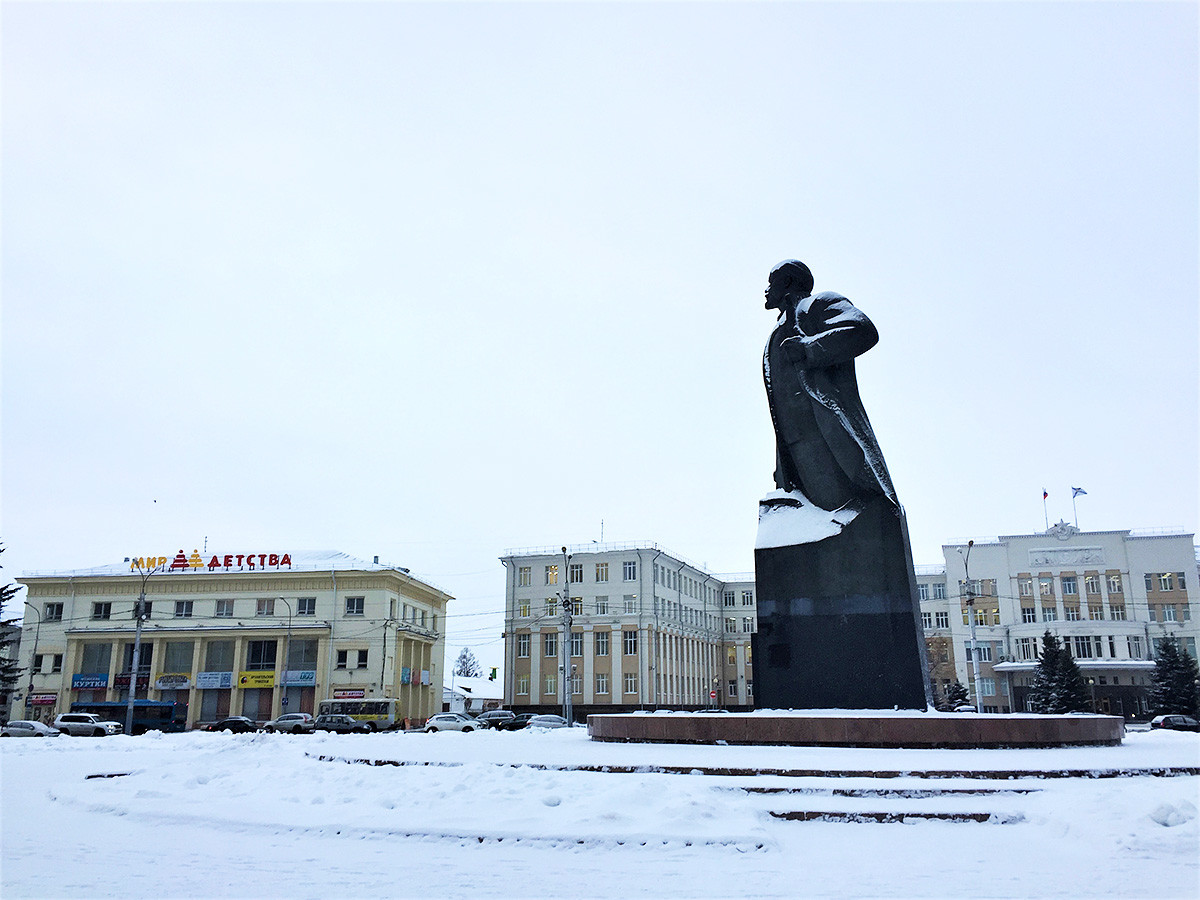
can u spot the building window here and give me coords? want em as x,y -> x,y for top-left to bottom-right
1065,606 -> 1081,621
570,631 -> 583,657
1178,573 -> 1188,591
968,643 -> 992,663
921,612 -> 933,629
92,602 -> 111,620
569,598 -> 582,615
742,617 -> 755,633
980,677 -> 996,696
1061,576 -> 1078,596
623,561 -> 637,581
568,563 -> 584,584
256,598 -> 275,617
543,633 -> 557,657
44,603 -> 63,622
570,674 -> 582,695
1022,607 -> 1037,624
1039,577 -> 1054,597
1106,574 -> 1122,594
742,591 -> 754,606
518,566 -> 531,587
727,679 -> 738,698
595,596 -> 609,615
544,598 -> 557,617
1159,573 -> 1174,592
544,565 -> 558,586
725,617 -> 737,632
724,591 -> 736,607
1016,637 -> 1037,661
1128,636 -> 1144,658
215,599 -> 234,618
1089,605 -> 1105,620
623,595 -> 637,614
1042,605 -> 1057,622
933,583 -> 946,600
290,597 -> 313,616
1085,574 -> 1101,595
246,640 -> 277,671
345,597 -> 364,616
1110,604 -> 1126,620
518,600 -> 530,617
1072,636 -> 1095,659
516,634 -> 530,658
934,611 -> 949,628
623,630 -> 638,655
918,584 -> 929,601
517,675 -> 530,695
336,650 -> 349,669
1164,605 -> 1178,622
623,672 -> 638,694
1018,578 -> 1033,597
357,649 -> 369,669
595,631 -> 609,656
174,600 -> 194,618
595,673 -> 609,694
544,674 -> 557,695
595,563 -> 609,583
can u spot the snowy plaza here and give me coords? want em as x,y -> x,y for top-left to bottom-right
2,723 -> 1197,899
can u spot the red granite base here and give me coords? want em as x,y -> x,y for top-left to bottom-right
586,712 -> 1124,748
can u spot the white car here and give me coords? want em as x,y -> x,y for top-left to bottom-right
423,713 -> 481,733
1,720 -> 62,738
262,713 -> 316,734
53,713 -> 123,736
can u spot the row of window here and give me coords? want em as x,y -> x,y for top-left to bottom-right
42,597 -> 438,629
69,638 -> 323,676
1146,572 -> 1189,593
515,672 -> 640,695
514,595 -> 743,632
924,572 -> 1191,603
722,591 -> 755,607
515,630 -> 639,658
519,561 -> 639,588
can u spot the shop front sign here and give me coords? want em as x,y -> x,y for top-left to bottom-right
333,689 -> 365,699
196,671 -> 234,690
114,673 -> 151,689
30,693 -> 57,705
72,673 -> 108,690
238,671 -> 276,688
282,670 -> 316,687
155,673 -> 192,691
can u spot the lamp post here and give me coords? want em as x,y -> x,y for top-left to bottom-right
561,547 -> 573,724
959,540 -> 983,713
125,560 -> 163,735
22,601 -> 41,717
278,598 -> 293,710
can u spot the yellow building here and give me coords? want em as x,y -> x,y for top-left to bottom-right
16,550 -> 450,729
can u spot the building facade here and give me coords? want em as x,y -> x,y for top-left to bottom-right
920,524 -> 1197,718
500,544 -> 756,717
15,550 -> 450,729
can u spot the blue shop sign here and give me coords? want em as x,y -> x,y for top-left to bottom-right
72,673 -> 108,690
282,670 -> 316,687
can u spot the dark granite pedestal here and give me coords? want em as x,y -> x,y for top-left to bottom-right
753,495 -> 932,710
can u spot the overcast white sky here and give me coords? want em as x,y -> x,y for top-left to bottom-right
3,2 -> 1197,671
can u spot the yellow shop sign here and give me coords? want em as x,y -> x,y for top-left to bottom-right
237,671 -> 276,688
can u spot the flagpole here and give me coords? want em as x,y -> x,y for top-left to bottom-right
1072,494 -> 1078,528
1042,489 -> 1049,530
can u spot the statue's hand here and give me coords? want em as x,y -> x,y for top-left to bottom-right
781,336 -> 808,366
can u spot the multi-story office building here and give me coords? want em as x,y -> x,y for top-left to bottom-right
15,549 -> 450,729
923,524 -> 1197,718
500,544 -> 755,716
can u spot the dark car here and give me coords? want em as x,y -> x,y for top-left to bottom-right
314,714 -> 372,734
475,710 -> 517,729
206,716 -> 259,733
501,713 -> 541,731
1149,715 -> 1200,732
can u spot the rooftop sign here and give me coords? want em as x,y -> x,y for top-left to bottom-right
130,551 -> 294,573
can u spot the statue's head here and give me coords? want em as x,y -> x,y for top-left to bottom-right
765,259 -> 814,310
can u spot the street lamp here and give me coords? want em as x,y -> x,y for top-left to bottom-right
560,547 -> 573,724
958,540 -> 984,713
22,601 -> 41,716
125,560 -> 163,735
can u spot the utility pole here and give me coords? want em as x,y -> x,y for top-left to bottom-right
278,598 -> 293,711
560,547 -> 573,724
125,561 -> 162,735
960,541 -> 983,713
22,602 -> 40,718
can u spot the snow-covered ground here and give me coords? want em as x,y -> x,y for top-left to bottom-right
3,727 -> 1198,899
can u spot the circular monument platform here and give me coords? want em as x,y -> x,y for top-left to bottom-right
586,712 -> 1125,749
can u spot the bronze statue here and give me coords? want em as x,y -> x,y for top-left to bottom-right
763,259 -> 897,511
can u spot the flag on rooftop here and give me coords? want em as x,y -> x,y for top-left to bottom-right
1072,487 -> 1087,498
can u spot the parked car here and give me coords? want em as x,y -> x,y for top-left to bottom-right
205,716 -> 259,733
501,713 -> 542,731
1149,714 -> 1200,732
526,714 -> 569,730
53,713 -> 123,736
1,720 -> 62,738
262,713 -> 316,734
314,714 -> 372,734
423,713 -> 481,733
475,710 -> 517,729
